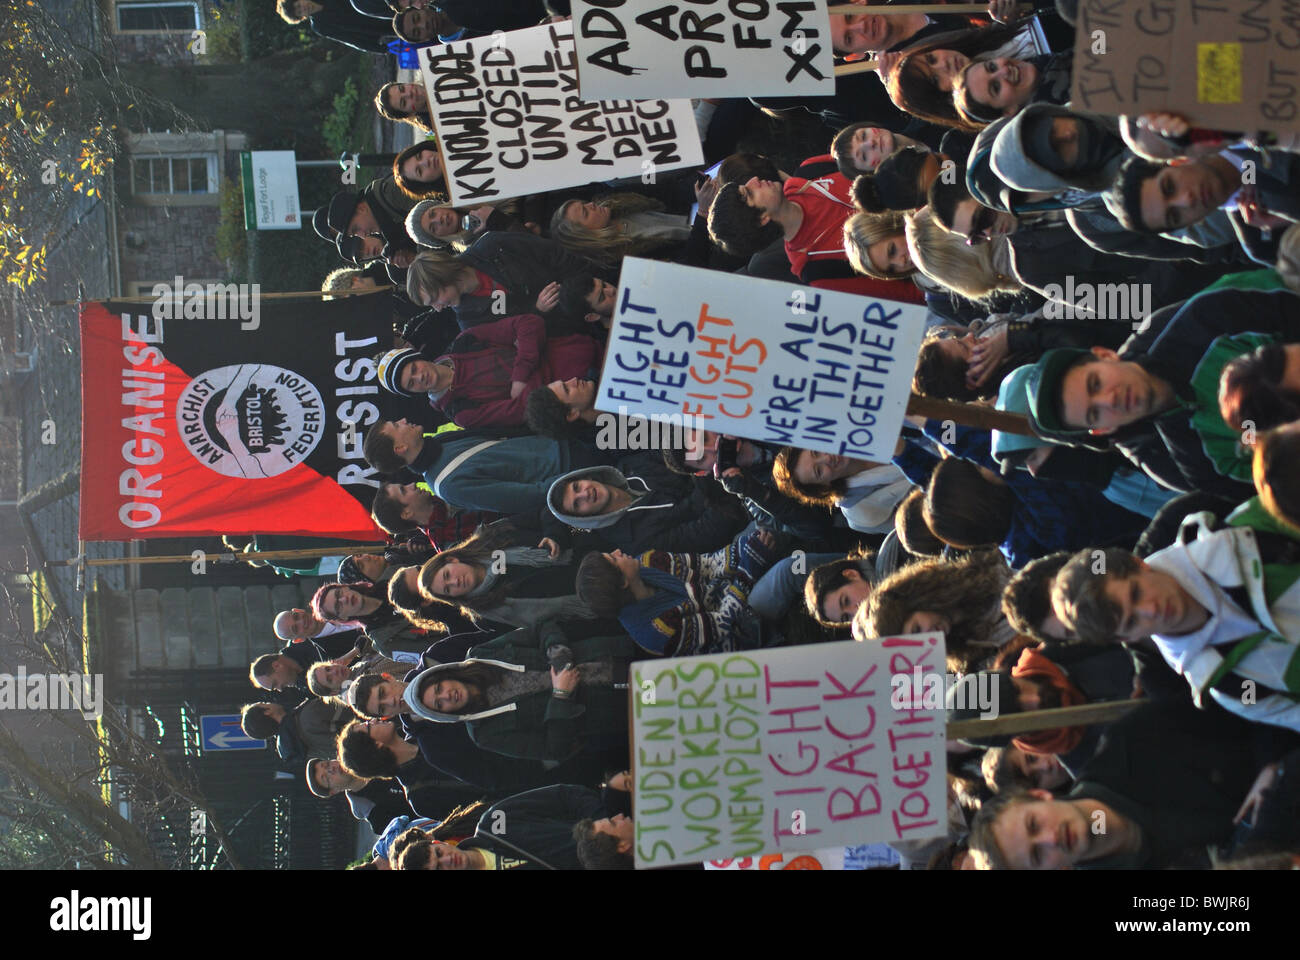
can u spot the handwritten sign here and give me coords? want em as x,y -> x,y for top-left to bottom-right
704,844 -> 901,869
631,638 -> 947,869
596,259 -> 927,462
571,0 -> 835,100
419,23 -> 703,207
1071,0 -> 1300,134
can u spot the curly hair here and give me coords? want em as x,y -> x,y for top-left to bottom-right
338,720 -> 399,779
708,180 -> 784,258
861,553 -> 1011,672
573,819 -> 634,869
549,193 -> 671,266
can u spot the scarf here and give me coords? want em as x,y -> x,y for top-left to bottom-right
468,546 -> 562,597
1009,648 -> 1086,756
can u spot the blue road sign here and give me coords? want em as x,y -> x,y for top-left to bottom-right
201,714 -> 266,752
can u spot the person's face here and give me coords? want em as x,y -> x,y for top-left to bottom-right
363,717 -> 397,746
1138,159 -> 1235,232
352,553 -> 388,581
1059,350 -> 1167,435
428,282 -> 462,310
402,148 -> 444,187
291,0 -> 314,19
384,481 -> 435,522
347,200 -> 381,239
381,417 -> 424,456
429,559 -> 481,598
399,359 -> 441,394
1049,116 -> 1083,169
317,759 -> 353,795
821,568 -> 873,623
265,656 -> 300,691
419,204 -> 459,238
849,126 -> 894,173
365,679 -> 407,719
990,793 -> 1093,870
901,611 -> 950,635
1102,564 -> 1205,641
423,841 -> 473,870
935,334 -> 975,370
950,198 -> 1017,242
586,278 -> 617,316
1007,747 -> 1071,791
402,8 -> 437,42
829,13 -> 897,54
562,478 -> 611,516
424,679 -> 471,713
866,232 -> 913,276
283,607 -> 317,638
602,549 -> 642,585
1011,674 -> 1061,712
350,234 -> 384,263
592,812 -> 635,850
564,200 -> 612,231
914,49 -> 971,92
313,661 -> 349,691
962,58 -> 1038,117
739,176 -> 784,222
683,429 -> 721,475
387,83 -> 428,116
794,449 -> 859,486
547,378 -> 596,417
322,585 -> 363,620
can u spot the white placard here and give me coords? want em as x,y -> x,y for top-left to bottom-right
596,259 -> 927,462
632,637 -> 948,869
419,23 -> 703,207
571,0 -> 836,100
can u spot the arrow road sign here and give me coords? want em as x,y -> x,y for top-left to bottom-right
201,714 -> 266,752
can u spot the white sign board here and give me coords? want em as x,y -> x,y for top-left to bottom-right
242,151 -> 301,231
596,260 -> 927,462
631,637 -> 948,869
571,0 -> 836,100
419,23 -> 703,207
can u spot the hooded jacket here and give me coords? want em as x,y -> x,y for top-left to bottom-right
458,784 -> 609,870
401,622 -> 636,765
1143,505 -> 1300,733
543,455 -> 749,555
1032,276 -> 1300,500
277,699 -> 350,763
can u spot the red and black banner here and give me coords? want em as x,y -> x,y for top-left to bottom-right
80,294 -> 400,541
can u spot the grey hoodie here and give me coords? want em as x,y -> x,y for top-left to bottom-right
990,103 -> 1126,197
545,464 -> 673,530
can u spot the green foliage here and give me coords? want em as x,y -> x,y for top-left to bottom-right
198,3 -> 242,63
214,176 -> 248,279
240,0 -> 318,59
322,77 -> 361,159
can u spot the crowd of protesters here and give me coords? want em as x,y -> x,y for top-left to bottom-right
246,0 -> 1300,871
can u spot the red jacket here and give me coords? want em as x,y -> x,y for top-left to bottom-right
432,314 -> 602,428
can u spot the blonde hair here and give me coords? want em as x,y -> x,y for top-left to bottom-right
322,267 -> 364,300
844,210 -> 916,280
904,207 -> 1020,302
548,193 -> 669,266
404,249 -> 472,305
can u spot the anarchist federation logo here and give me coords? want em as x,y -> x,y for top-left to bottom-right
176,364 -> 324,478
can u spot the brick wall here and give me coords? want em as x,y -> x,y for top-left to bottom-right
117,205 -> 225,283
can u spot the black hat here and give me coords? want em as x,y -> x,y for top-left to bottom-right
312,206 -> 335,241
1026,348 -> 1094,436
326,191 -> 363,236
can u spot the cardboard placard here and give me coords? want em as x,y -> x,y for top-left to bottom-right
571,0 -> 835,100
420,23 -> 703,206
596,259 -> 927,462
1071,0 -> 1300,134
631,637 -> 948,869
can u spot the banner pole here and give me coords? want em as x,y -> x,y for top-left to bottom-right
834,59 -> 880,75
946,699 -> 1144,740
47,287 -> 394,307
906,394 -> 1035,436
827,4 -> 1014,13
47,544 -> 388,569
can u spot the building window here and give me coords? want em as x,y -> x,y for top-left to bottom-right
116,1 -> 200,31
131,155 -> 218,196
